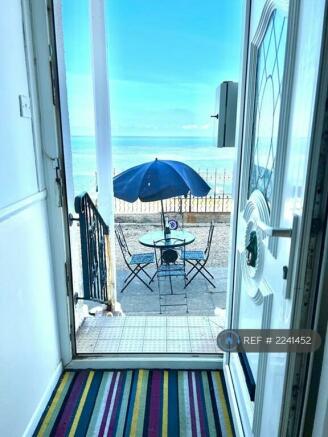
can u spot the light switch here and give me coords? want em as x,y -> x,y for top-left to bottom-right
19,95 -> 32,118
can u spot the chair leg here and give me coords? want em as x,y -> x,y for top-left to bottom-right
124,263 -> 152,284
157,271 -> 162,314
185,261 -> 198,277
139,264 -> 153,280
185,263 -> 216,288
169,273 -> 173,295
183,273 -> 189,313
198,269 -> 216,288
203,266 -> 215,279
123,268 -> 137,283
120,265 -> 153,292
149,270 -> 158,283
120,272 -> 137,293
186,261 -> 214,280
135,266 -> 154,291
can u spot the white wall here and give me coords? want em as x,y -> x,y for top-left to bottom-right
0,2 -> 61,436
0,1 -> 39,208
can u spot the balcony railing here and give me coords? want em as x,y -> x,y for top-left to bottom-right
74,192 -> 110,304
114,194 -> 232,215
113,168 -> 233,214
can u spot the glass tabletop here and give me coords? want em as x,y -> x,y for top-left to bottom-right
139,229 -> 195,248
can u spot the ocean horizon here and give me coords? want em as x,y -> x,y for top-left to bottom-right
71,135 -> 235,196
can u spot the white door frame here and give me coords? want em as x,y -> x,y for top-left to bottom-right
27,0 -> 74,365
223,0 -> 251,431
52,0 -> 74,212
223,1 -> 254,432
281,6 -> 328,433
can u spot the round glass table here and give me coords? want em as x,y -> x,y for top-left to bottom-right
139,229 -> 195,248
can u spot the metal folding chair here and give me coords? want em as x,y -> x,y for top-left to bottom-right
154,238 -> 188,313
182,222 -> 216,288
115,224 -> 155,293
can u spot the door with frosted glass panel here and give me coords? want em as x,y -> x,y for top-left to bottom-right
225,0 -> 302,435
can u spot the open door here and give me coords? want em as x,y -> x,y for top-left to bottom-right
224,0 -> 327,435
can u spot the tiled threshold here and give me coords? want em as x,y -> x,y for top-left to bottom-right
76,315 -> 225,354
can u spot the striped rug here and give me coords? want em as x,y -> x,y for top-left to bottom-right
34,370 -> 234,436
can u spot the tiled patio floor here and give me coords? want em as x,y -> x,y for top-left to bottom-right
116,267 -> 228,315
76,314 -> 225,354
76,266 -> 227,354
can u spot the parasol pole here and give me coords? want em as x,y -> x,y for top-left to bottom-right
160,199 -> 165,230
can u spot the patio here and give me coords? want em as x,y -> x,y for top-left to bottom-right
76,220 -> 229,354
113,220 -> 228,311
116,266 -> 227,315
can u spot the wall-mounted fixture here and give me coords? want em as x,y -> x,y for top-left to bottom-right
19,95 -> 31,118
212,81 -> 238,148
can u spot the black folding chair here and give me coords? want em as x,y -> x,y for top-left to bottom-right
115,224 -> 155,293
182,222 -> 216,288
154,238 -> 188,313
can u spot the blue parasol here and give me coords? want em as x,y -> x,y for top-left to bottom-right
113,158 -> 211,227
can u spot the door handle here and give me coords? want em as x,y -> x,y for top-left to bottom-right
256,220 -> 292,238
257,216 -> 299,299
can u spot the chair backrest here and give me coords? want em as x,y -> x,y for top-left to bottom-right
204,222 -> 215,258
116,224 -> 131,253
115,225 -> 130,263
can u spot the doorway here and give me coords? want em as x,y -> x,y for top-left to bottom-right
54,0 -> 243,356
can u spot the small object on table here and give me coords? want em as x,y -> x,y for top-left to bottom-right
168,218 -> 179,230
164,217 -> 171,240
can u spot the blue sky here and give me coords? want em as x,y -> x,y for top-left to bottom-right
63,0 -> 243,137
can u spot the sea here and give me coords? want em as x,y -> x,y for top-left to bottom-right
71,136 -> 235,196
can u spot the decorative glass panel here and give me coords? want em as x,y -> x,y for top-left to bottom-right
248,10 -> 287,210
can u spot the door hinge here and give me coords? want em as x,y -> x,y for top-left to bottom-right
69,324 -> 75,351
48,44 -> 57,106
65,261 -> 72,296
311,218 -> 322,235
46,0 -> 57,106
292,383 -> 300,398
49,60 -> 57,105
54,157 -> 64,207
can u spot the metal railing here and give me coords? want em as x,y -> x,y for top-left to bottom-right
74,192 -> 110,304
113,168 -> 233,214
114,194 -> 232,214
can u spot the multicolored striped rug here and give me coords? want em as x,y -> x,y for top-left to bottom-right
34,370 -> 234,436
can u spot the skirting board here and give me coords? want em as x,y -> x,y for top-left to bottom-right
22,361 -> 63,437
